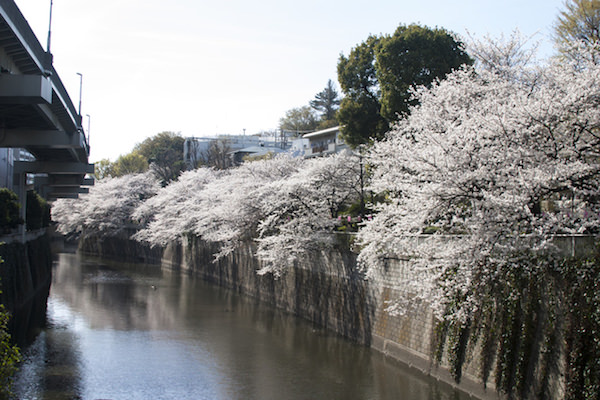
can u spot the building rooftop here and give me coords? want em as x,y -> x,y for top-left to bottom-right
303,126 -> 340,139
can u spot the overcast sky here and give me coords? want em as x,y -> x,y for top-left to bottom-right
15,0 -> 565,162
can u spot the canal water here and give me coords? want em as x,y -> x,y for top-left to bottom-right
12,253 -> 469,400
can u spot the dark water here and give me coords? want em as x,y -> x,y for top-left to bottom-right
12,253 -> 469,400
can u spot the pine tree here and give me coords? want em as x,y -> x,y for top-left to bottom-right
309,79 -> 341,123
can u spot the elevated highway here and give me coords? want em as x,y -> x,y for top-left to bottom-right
0,0 -> 93,200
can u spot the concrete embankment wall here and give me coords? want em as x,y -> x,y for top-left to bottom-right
79,234 -> 496,399
0,231 -> 53,345
0,231 -> 52,314
78,232 -> 163,265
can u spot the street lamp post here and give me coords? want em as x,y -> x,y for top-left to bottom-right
47,0 -> 53,53
86,114 -> 91,147
76,72 -> 83,117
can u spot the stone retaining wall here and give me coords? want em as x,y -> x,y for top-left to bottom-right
0,232 -> 52,314
79,234 -> 498,399
158,236 -> 497,399
0,232 -> 53,346
78,231 -> 163,265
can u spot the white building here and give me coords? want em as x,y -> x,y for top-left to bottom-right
302,126 -> 347,158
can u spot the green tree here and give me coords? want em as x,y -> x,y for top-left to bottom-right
112,152 -> 149,177
554,0 -> 600,60
94,158 -> 115,180
310,79 -> 341,125
337,24 -> 472,146
134,131 -> 185,184
337,35 -> 387,146
377,24 -> 473,120
278,106 -> 319,134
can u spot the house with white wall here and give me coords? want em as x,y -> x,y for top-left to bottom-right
303,126 -> 346,158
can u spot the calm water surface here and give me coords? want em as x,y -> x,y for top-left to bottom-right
13,253 -> 469,400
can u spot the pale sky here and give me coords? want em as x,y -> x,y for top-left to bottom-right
14,0 -> 565,162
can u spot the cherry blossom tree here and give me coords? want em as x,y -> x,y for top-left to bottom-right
132,152 -> 363,275
52,171 -> 161,239
254,151 -> 363,276
357,35 -> 600,395
58,152 -> 361,271
132,167 -> 221,246
190,154 -> 305,259
132,155 -> 303,255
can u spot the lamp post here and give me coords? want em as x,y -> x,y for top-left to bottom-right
86,114 -> 91,147
47,0 -> 53,53
76,72 -> 82,116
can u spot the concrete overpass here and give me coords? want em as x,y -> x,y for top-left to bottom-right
0,0 -> 93,201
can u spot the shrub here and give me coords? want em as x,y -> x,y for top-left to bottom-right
0,251 -> 21,398
26,190 -> 50,231
0,302 -> 20,399
0,189 -> 22,234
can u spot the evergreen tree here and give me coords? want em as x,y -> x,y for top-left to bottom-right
337,24 -> 472,146
337,35 -> 386,146
309,79 -> 341,123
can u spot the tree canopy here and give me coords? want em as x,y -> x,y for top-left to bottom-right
133,131 -> 185,184
94,131 -> 185,184
93,158 -> 115,180
337,24 -> 472,147
278,106 -> 319,133
554,0 -> 600,51
112,152 -> 148,177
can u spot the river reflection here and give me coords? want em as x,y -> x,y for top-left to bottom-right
13,253 -> 469,400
